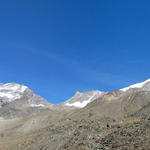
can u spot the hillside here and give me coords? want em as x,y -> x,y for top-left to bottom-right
0,79 -> 150,149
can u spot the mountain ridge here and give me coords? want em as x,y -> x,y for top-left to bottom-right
1,78 -> 150,109
0,79 -> 150,149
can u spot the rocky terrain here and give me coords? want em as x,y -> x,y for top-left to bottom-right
0,79 -> 150,149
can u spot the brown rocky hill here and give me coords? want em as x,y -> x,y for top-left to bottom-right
1,79 -> 150,149
69,88 -> 150,120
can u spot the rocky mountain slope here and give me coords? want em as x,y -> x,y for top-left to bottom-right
0,79 -> 150,149
68,79 -> 150,120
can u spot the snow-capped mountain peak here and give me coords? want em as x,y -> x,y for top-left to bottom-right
0,83 -> 52,109
65,90 -> 105,108
0,83 -> 27,102
0,83 -> 52,119
120,79 -> 150,92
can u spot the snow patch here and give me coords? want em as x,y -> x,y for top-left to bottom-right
0,83 -> 27,92
66,91 -> 103,108
120,79 -> 150,92
30,104 -> 45,107
0,83 -> 27,102
66,100 -> 91,108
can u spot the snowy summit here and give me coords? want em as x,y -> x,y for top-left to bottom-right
120,79 -> 150,92
65,90 -> 105,108
0,83 -> 27,102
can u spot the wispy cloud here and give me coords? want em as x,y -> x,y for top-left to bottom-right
30,49 -> 134,88
13,45 -> 134,90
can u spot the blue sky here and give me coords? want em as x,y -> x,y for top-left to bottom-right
0,0 -> 150,103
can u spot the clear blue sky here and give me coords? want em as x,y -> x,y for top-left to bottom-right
0,0 -> 150,103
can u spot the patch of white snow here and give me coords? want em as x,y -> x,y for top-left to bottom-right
120,79 -> 150,92
30,104 -> 45,107
66,91 -> 103,108
0,83 -> 27,102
